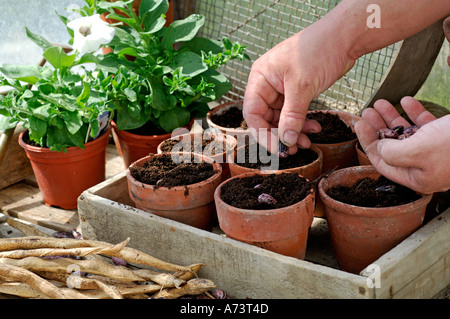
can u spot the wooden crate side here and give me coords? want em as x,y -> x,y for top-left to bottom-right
361,209 -> 450,298
78,189 -> 373,299
0,127 -> 34,190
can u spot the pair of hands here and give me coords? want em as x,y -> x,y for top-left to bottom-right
243,16 -> 450,194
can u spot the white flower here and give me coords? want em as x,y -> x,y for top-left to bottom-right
67,14 -> 115,55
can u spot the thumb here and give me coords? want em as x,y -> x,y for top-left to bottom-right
277,82 -> 312,147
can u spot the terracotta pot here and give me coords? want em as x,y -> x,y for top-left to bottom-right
318,166 -> 433,274
308,109 -> 361,173
206,100 -> 251,147
215,172 -> 315,259
126,152 -> 223,230
356,142 -> 371,166
111,120 -> 192,168
156,131 -> 237,182
228,144 -> 323,181
18,128 -> 110,210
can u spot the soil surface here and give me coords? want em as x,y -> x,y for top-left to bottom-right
130,153 -> 217,188
306,112 -> 356,143
236,143 -> 318,169
326,175 -> 421,207
220,173 -> 313,210
160,135 -> 229,156
210,106 -> 248,129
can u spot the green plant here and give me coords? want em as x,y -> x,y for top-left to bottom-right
77,0 -> 249,133
0,29 -> 110,152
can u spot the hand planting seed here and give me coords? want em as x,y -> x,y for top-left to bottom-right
375,185 -> 397,192
278,141 -> 289,158
258,193 -> 277,205
378,125 -> 421,140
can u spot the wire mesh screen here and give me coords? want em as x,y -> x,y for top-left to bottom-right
172,0 -> 400,114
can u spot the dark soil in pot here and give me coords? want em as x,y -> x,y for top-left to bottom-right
326,175 -> 421,207
129,153 -> 217,188
210,106 -> 248,129
237,143 -> 318,169
306,112 -> 356,143
160,135 -> 228,156
220,173 -> 313,210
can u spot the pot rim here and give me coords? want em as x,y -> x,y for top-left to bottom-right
126,152 -> 223,191
318,165 -> 433,217
156,131 -> 237,159
206,100 -> 250,133
18,127 -> 111,154
214,171 -> 315,216
228,143 -> 323,172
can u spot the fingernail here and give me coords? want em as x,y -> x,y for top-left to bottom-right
282,130 -> 298,146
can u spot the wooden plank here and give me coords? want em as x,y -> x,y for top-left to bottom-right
364,18 -> 445,110
78,172 -> 374,299
0,126 -> 34,190
360,208 -> 450,298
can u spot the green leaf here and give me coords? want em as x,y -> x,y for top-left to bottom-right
172,51 -> 207,77
140,0 -> 169,33
159,107 -> 190,132
179,37 -> 223,55
0,64 -> 42,84
0,115 -> 17,130
25,27 -> 53,50
162,14 -> 205,49
201,69 -> 232,100
148,78 -> 170,110
124,88 -> 137,102
77,82 -> 91,104
98,0 -> 134,10
43,46 -> 76,69
63,110 -> 84,135
31,104 -> 52,121
28,116 -> 48,140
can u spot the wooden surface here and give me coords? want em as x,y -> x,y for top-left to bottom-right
78,171 -> 450,299
0,143 -> 124,233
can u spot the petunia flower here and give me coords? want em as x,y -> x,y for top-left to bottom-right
67,14 -> 115,55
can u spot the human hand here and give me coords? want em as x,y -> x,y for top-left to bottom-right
242,22 -> 355,155
355,97 -> 450,194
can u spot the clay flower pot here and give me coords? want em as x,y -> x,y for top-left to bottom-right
111,120 -> 192,168
156,131 -> 237,181
214,172 -> 315,259
18,128 -> 110,210
206,100 -> 251,147
228,144 -> 323,181
318,166 -> 433,274
307,109 -> 361,173
126,152 -> 223,230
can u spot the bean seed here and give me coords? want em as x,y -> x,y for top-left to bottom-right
258,193 -> 277,205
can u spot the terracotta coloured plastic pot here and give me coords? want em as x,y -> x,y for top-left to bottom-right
156,132 -> 237,182
111,120 -> 192,168
206,100 -> 251,147
126,152 -> 223,230
215,172 -> 315,259
18,128 -> 110,210
308,109 -> 361,173
228,144 -> 323,181
318,166 -> 432,274
356,142 -> 372,166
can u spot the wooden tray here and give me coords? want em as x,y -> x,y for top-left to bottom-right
77,171 -> 450,299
